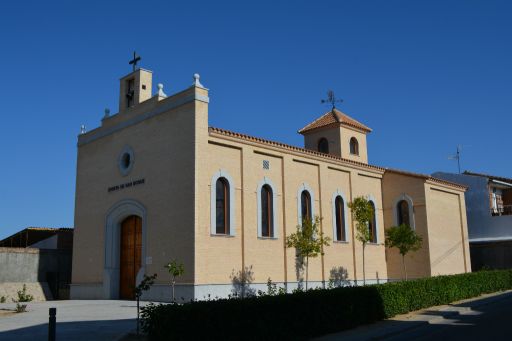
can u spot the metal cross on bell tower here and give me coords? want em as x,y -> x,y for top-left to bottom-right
128,51 -> 141,71
321,90 -> 343,111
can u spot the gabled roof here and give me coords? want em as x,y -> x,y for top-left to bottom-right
208,126 -> 469,191
209,127 -> 384,172
385,168 -> 468,190
298,108 -> 372,134
463,171 -> 512,185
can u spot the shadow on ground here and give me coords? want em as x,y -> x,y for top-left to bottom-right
319,292 -> 512,341
0,318 -> 136,341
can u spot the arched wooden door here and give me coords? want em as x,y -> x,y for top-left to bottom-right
119,215 -> 142,300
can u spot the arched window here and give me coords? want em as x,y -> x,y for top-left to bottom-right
215,177 -> 230,234
350,137 -> 359,155
301,190 -> 312,223
318,138 -> 329,154
261,185 -> 274,237
368,201 -> 377,243
334,196 -> 346,241
397,200 -> 410,227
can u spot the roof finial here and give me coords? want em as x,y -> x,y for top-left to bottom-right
103,108 -> 110,119
80,124 -> 87,134
193,73 -> 204,87
157,83 -> 167,98
321,90 -> 343,111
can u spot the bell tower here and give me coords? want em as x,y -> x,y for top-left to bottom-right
118,52 -> 153,112
299,108 -> 372,164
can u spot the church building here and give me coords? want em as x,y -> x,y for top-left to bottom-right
70,64 -> 471,301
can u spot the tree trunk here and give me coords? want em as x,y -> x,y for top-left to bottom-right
362,244 -> 366,286
172,279 -> 175,302
305,255 -> 309,291
402,254 -> 408,281
136,296 -> 140,335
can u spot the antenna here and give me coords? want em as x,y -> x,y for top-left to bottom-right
448,145 -> 463,174
321,90 -> 343,110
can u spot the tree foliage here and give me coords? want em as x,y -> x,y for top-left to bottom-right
348,197 -> 374,245
385,224 -> 423,256
286,216 -> 330,290
134,273 -> 157,335
385,224 -> 423,280
135,273 -> 158,298
348,196 -> 374,285
165,259 -> 185,302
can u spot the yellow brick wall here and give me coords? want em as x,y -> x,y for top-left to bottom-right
340,126 -> 368,164
426,184 -> 471,275
195,129 -> 387,286
72,90 -> 199,288
73,73 -> 471,297
303,126 -> 342,157
303,125 -> 369,164
382,173 -> 432,280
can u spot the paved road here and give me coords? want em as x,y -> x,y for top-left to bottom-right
318,291 -> 512,341
2,293 -> 511,340
382,292 -> 512,340
0,300 -> 152,341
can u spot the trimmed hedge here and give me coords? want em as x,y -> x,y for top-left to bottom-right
141,270 -> 512,340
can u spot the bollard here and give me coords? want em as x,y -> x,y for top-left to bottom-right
48,307 -> 56,341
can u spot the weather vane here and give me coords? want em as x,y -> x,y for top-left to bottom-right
321,90 -> 343,110
129,51 -> 141,71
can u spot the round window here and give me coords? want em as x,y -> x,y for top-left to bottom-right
121,153 -> 131,169
118,146 -> 134,176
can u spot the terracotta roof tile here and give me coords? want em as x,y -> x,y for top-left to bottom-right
298,109 -> 372,134
385,168 -> 468,190
463,171 -> 512,184
209,127 -> 384,172
209,127 -> 466,190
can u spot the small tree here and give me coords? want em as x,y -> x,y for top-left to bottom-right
385,224 -> 423,280
12,284 -> 33,313
164,260 -> 185,302
134,273 -> 157,335
286,216 -> 330,290
257,278 -> 287,297
348,196 -> 374,286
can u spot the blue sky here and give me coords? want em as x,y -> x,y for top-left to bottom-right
0,1 -> 510,238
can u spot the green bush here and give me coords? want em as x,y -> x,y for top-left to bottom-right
376,270 -> 512,317
15,284 -> 34,303
11,284 -> 34,313
141,270 -> 512,340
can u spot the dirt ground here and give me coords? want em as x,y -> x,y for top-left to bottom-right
0,309 -> 16,317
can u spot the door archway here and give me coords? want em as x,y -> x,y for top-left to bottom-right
104,199 -> 147,299
119,215 -> 142,299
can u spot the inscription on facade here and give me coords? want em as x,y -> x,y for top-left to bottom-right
108,178 -> 145,193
